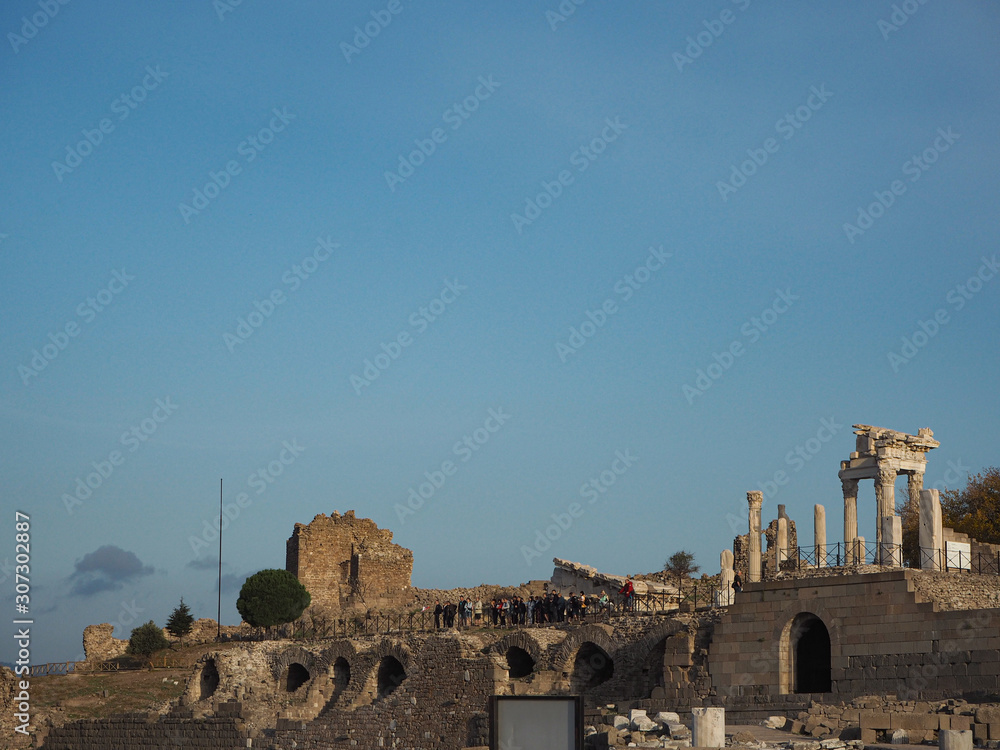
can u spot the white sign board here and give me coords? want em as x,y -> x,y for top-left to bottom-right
946,541 -> 971,570
491,696 -> 581,750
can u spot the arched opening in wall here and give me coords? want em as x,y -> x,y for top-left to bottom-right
333,657 -> 351,693
284,662 -> 310,692
376,656 -> 406,699
571,642 -> 614,692
199,659 -> 219,701
790,613 -> 831,694
506,647 -> 535,679
642,638 -> 668,697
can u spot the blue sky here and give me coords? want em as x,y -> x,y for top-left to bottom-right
2,1 -> 998,663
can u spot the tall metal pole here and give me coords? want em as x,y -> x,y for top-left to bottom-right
217,478 -> 222,640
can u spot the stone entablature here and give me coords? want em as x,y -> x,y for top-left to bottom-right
286,510 -> 413,615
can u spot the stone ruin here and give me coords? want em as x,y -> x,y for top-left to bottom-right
550,558 -> 678,602
22,421 -> 1000,750
285,510 -> 413,615
839,423 -> 939,561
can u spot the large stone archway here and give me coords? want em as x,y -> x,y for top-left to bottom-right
780,612 -> 832,695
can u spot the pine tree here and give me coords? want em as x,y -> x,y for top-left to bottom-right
166,598 -> 195,642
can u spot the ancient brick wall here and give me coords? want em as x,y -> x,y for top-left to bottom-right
709,569 -> 1000,707
286,510 -> 413,614
40,713 -> 250,750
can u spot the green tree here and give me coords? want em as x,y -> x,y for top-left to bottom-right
165,598 -> 194,642
941,467 -> 1000,544
664,550 -> 699,579
898,467 -> 1000,567
127,620 -> 170,662
236,569 -> 311,628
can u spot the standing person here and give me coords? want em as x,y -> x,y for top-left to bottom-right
732,572 -> 743,594
474,598 -> 483,625
433,600 -> 443,629
619,577 -> 634,612
491,598 -> 500,627
526,596 -> 535,625
580,594 -> 588,620
499,598 -> 508,628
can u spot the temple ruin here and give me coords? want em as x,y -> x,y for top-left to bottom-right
838,424 -> 939,562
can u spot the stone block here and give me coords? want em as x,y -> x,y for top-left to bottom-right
950,716 -> 971,731
860,712 -> 890,730
939,729 -> 973,750
977,708 -> 1000,725
692,707 -> 725,748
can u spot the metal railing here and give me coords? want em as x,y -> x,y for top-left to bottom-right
775,541 -> 1000,575
222,582 -> 723,643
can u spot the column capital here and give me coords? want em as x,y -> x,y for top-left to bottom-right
877,466 -> 898,485
747,491 -> 763,509
841,477 -> 859,494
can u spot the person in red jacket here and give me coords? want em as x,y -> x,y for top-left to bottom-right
619,578 -> 634,612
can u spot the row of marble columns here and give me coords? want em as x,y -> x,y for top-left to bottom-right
741,487 -> 945,582
842,470 -> 924,561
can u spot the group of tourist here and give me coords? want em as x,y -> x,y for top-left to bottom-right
429,589 -> 620,630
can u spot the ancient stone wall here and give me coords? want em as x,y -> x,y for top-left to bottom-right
40,713 -> 250,750
709,569 -> 1000,707
81,624 -> 129,663
286,510 -> 413,614
41,612 -> 719,750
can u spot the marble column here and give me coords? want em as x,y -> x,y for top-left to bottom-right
814,504 -> 827,568
748,491 -> 763,582
717,549 -> 735,606
842,478 -> 859,547
882,515 -> 903,567
775,517 -> 788,572
874,468 -> 897,562
907,472 -> 924,508
919,489 -> 943,571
